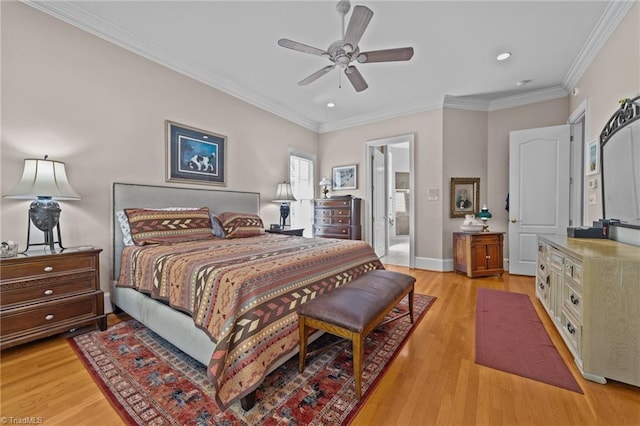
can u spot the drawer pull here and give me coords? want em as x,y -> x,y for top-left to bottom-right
539,282 -> 545,290
44,266 -> 54,272
567,322 -> 576,334
539,264 -> 545,271
570,294 -> 579,305
44,289 -> 54,296
45,314 -> 55,321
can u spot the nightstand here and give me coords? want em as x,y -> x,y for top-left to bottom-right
266,228 -> 304,237
0,247 -> 106,350
453,232 -> 504,278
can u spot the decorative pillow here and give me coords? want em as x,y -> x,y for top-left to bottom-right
210,215 -> 226,238
116,210 -> 135,246
215,212 -> 265,238
125,207 -> 215,245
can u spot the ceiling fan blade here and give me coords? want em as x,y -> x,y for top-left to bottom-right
278,38 -> 327,56
298,65 -> 335,86
343,5 -> 373,52
344,66 -> 368,92
358,47 -> 414,63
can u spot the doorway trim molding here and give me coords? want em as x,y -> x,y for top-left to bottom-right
365,133 -> 415,268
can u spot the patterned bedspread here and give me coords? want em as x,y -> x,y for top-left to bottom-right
118,233 -> 383,409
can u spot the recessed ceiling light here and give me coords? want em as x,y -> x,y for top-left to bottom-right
327,102 -> 336,108
516,79 -> 533,87
496,52 -> 511,61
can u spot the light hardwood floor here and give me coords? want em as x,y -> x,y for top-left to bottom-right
1,266 -> 639,425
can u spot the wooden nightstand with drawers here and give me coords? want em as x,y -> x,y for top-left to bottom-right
0,247 -> 106,350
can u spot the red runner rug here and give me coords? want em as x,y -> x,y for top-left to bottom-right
70,294 -> 435,425
475,288 -> 582,393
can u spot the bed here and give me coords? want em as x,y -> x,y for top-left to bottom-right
110,182 -> 383,409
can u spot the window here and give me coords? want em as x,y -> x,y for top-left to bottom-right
289,152 -> 315,237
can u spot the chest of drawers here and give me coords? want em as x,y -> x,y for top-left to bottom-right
313,196 -> 361,240
0,247 -> 106,350
537,235 -> 640,387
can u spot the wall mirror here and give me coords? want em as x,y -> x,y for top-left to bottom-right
600,96 -> 640,229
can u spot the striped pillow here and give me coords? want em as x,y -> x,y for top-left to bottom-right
125,208 -> 215,245
215,212 -> 265,238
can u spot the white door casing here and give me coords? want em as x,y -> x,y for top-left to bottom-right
372,146 -> 387,257
509,124 -> 570,275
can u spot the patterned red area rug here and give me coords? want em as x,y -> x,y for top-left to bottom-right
70,294 -> 435,425
475,288 -> 582,393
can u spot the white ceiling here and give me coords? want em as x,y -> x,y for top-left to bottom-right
26,1 -> 631,133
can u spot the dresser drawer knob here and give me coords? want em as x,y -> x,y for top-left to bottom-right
45,314 -> 55,321
44,289 -> 54,296
570,294 -> 579,305
44,266 -> 54,272
567,322 -> 576,334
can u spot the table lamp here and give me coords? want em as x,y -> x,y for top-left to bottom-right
319,177 -> 331,198
477,204 -> 492,232
272,182 -> 297,228
3,156 -> 81,253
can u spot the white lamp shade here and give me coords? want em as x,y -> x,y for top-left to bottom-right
319,177 -> 331,186
272,182 -> 296,202
4,158 -> 81,200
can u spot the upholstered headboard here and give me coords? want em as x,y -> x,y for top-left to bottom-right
112,182 -> 260,280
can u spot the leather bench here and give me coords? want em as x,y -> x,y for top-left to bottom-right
297,269 -> 416,400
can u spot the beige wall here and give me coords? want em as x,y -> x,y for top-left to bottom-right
318,109 -> 444,262
0,2 -> 318,291
569,2 -> 640,224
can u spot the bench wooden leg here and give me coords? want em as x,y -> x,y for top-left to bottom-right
409,289 -> 414,324
298,316 -> 308,373
352,331 -> 364,400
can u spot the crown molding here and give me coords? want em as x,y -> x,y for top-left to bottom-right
318,100 -> 442,133
444,86 -> 569,112
23,0 -> 320,133
562,1 -> 635,90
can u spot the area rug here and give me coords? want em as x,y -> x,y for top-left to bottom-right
475,288 -> 582,393
70,294 -> 435,425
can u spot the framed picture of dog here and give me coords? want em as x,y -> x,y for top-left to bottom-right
166,120 -> 226,186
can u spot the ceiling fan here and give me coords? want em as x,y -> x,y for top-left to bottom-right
278,0 -> 414,92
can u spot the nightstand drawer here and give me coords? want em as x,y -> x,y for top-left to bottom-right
0,293 -> 101,337
1,273 -> 97,308
1,254 -> 97,280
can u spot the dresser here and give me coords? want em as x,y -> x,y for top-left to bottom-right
0,247 -> 106,350
313,196 -> 361,240
453,232 -> 504,278
537,235 -> 640,387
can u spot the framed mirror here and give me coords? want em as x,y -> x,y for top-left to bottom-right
600,96 -> 640,229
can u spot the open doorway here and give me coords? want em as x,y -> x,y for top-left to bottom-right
365,134 -> 415,268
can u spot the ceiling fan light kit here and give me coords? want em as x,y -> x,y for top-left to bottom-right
278,1 -> 414,92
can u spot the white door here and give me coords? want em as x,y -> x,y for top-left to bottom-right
372,147 -> 387,257
509,124 -> 570,275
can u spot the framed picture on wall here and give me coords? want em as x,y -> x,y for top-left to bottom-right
450,177 -> 480,218
586,138 -> 599,175
166,120 -> 226,186
332,164 -> 358,190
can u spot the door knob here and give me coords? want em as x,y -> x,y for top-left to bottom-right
511,219 -> 517,223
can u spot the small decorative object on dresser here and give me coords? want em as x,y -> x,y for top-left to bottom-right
319,177 -> 331,198
313,196 -> 361,240
0,247 -> 106,350
453,232 -> 504,278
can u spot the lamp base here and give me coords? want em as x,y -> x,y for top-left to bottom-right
25,198 -> 66,253
280,203 -> 290,228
